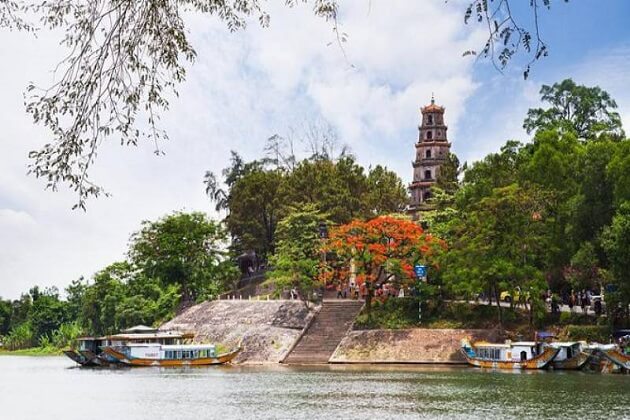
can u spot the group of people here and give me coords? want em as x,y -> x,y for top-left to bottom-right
545,288 -> 602,316
334,282 -> 408,300
566,289 -> 594,314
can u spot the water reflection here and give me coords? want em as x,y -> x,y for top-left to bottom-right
0,356 -> 627,419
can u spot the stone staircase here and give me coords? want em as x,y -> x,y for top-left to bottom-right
283,300 -> 364,364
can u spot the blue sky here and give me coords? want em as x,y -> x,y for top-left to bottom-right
1,1 -> 629,298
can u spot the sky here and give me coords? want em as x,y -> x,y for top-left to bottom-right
1,0 -> 630,299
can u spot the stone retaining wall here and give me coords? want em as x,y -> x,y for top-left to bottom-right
330,328 -> 499,364
160,300 -> 317,364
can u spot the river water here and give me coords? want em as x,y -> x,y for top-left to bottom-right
0,356 -> 627,419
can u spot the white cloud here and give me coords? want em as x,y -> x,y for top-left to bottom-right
570,44 -> 630,134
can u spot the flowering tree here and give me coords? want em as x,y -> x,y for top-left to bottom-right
320,215 -> 445,317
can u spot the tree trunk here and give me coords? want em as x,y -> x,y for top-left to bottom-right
493,283 -> 503,327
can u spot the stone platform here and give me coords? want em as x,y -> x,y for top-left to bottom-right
161,300 -> 317,364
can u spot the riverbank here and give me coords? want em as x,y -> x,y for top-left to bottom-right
0,347 -> 61,356
330,328 -> 499,364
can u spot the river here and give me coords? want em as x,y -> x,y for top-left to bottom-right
0,356 -> 627,419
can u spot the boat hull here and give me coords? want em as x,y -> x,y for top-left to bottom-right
103,346 -> 241,367
552,351 -> 591,370
600,349 -> 630,370
461,340 -> 559,370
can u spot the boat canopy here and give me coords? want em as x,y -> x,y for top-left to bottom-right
474,342 -> 511,348
162,344 -> 216,351
511,342 -> 537,346
122,325 -> 158,333
549,342 -> 579,348
108,332 -> 184,341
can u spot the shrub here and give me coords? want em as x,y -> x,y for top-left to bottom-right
3,323 -> 34,350
564,325 -> 611,342
51,322 -> 82,349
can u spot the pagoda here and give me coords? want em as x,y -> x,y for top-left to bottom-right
408,96 -> 451,214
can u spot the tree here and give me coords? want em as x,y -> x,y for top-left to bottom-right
266,205 -> 328,307
65,276 -> 88,321
28,286 -> 69,344
205,151 -> 264,213
365,165 -> 409,217
81,262 -> 129,335
435,152 -> 461,195
0,298 -> 12,336
601,202 -> 630,326
129,212 -> 237,302
523,79 -> 624,139
564,241 -> 601,291
608,141 -> 630,206
226,169 -> 287,257
441,184 -> 549,326
322,216 -> 444,317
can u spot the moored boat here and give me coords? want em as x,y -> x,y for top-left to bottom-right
461,338 -> 559,370
548,342 -> 591,370
63,325 -> 194,366
599,331 -> 630,371
600,348 -> 630,370
103,343 -> 241,367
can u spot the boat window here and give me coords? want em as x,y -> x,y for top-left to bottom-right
477,348 -> 500,360
520,351 -> 527,361
566,347 -> 572,359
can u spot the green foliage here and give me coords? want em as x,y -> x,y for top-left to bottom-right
563,325 -> 611,343
207,150 -> 408,259
353,301 -> 525,330
266,205 -> 328,305
0,298 -> 11,336
227,168 -> 286,256
441,184 -> 550,326
601,202 -> 630,324
3,323 -> 34,350
51,322 -> 82,349
354,298 -> 419,330
129,212 -> 236,302
523,78 -> 624,139
28,286 -> 69,345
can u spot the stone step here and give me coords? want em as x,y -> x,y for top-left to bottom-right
283,300 -> 364,364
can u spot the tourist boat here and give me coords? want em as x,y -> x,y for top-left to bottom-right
598,331 -> 630,371
600,348 -> 630,370
461,338 -> 559,369
548,342 -> 591,370
102,343 -> 241,367
63,325 -> 193,366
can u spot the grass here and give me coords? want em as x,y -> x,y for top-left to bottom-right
353,298 -> 613,342
0,347 -> 62,356
354,299 -> 514,330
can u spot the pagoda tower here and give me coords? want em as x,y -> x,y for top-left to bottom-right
409,96 -> 451,213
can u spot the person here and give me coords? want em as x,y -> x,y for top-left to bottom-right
550,294 -> 560,315
568,291 -> 575,314
594,298 -> 602,316
336,283 -> 343,299
290,287 -> 297,300
581,290 -> 589,314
